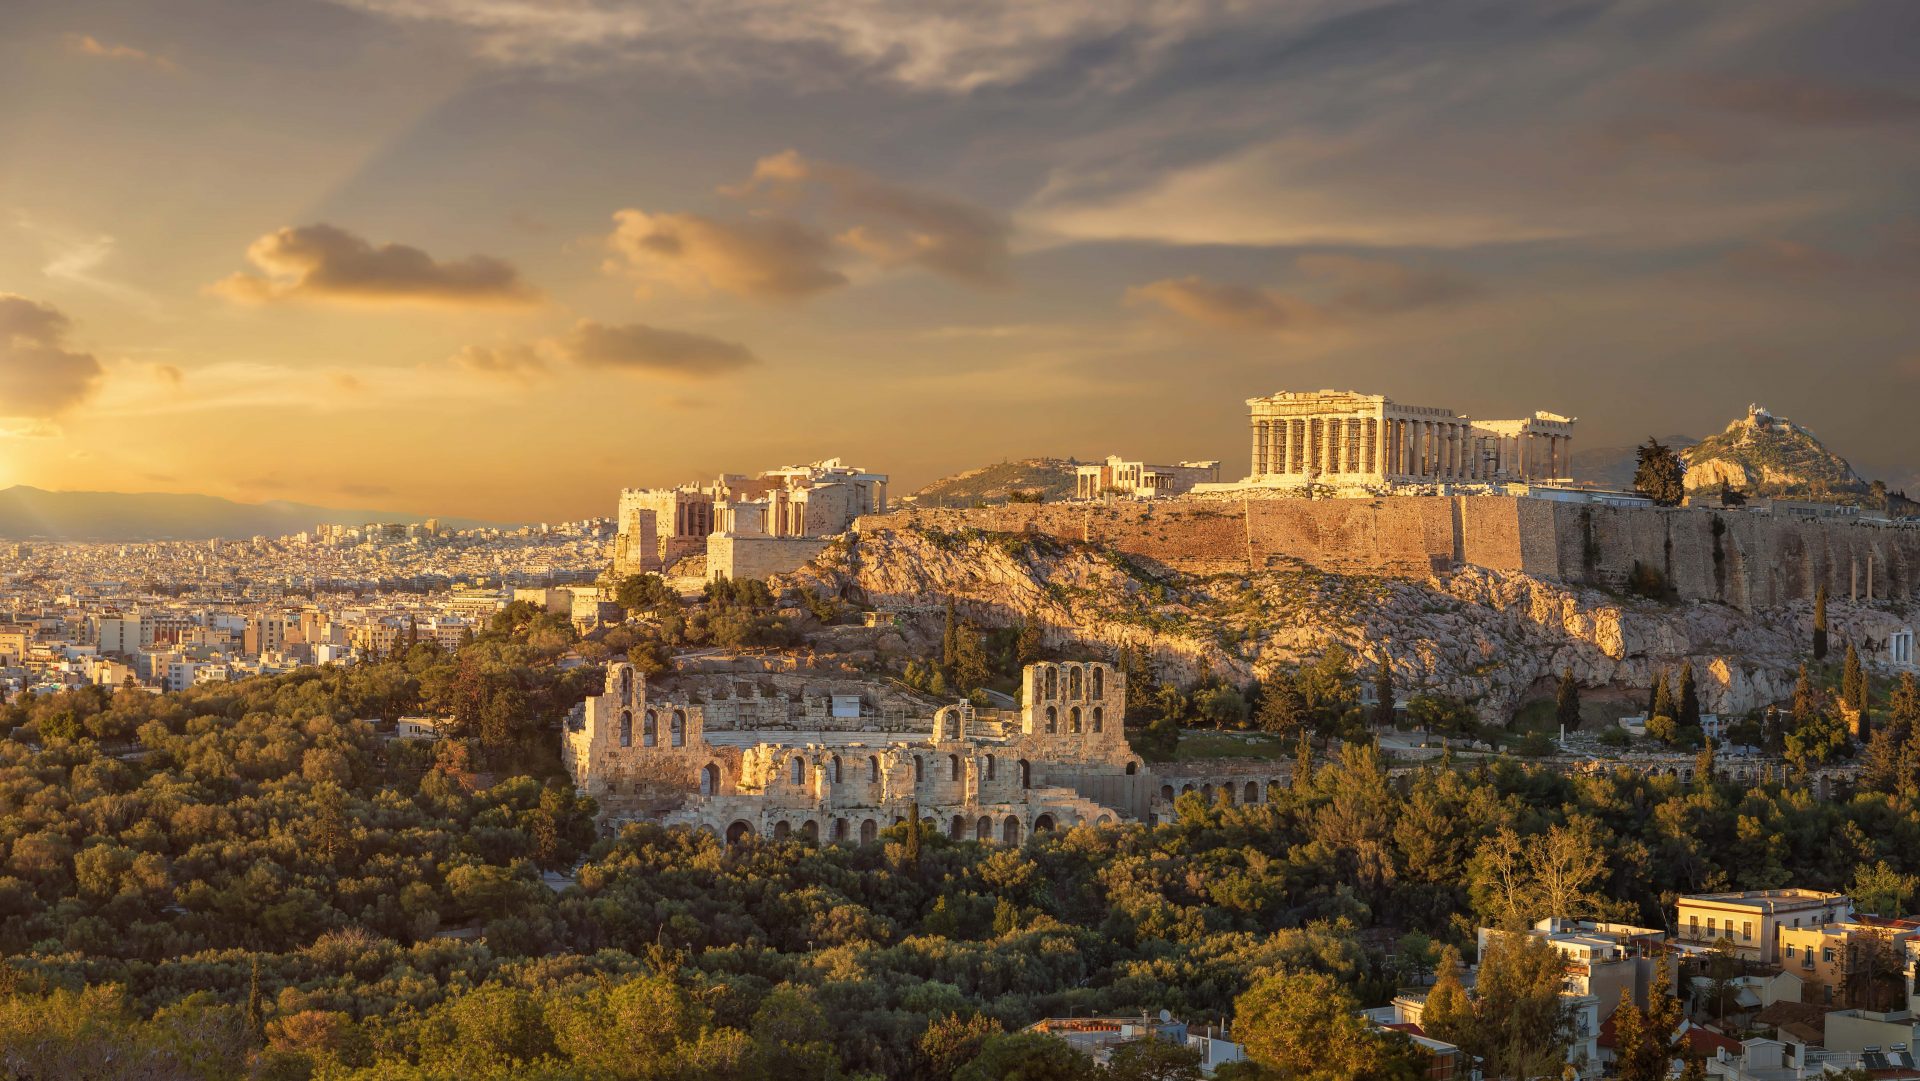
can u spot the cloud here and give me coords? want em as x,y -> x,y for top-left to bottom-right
210,224 -> 539,307
0,295 -> 105,419
152,363 -> 185,387
66,34 -> 179,72
324,0 -> 1243,92
1127,256 -> 1475,334
452,343 -> 547,382
1682,75 -> 1920,128
734,150 -> 1010,284
559,321 -> 756,377
604,211 -> 844,301
605,152 -> 1008,300
450,321 -> 758,382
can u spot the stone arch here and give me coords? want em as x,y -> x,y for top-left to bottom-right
1202,783 -> 1215,801
950,815 -> 966,839
943,712 -> 960,741
868,755 -> 880,783
726,820 -> 753,845
831,755 -> 843,783
1033,813 -> 1056,833
1003,817 -> 1022,845
773,821 -> 792,840
1045,706 -> 1058,733
1161,784 -> 1175,801
1181,783 -> 1195,795
1244,781 -> 1259,804
976,816 -> 992,841
789,757 -> 805,786
859,818 -> 877,844
670,709 -> 685,747
832,818 -> 848,842
1069,667 -> 1083,700
1096,813 -> 1114,827
619,709 -> 632,748
1125,760 -> 1138,775
1069,706 -> 1082,734
643,710 -> 657,747
1221,784 -> 1235,804
700,763 -> 719,795
1092,706 -> 1103,733
914,755 -> 925,782
800,820 -> 819,841
1093,667 -> 1104,700
1019,759 -> 1031,789
949,753 -> 961,781
1045,666 -> 1057,699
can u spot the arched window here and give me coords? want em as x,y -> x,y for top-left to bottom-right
985,754 -> 996,781
1244,781 -> 1259,804
1044,667 -> 1057,699
1019,759 -> 1031,789
642,711 -> 657,747
790,757 -> 805,785
1161,785 -> 1174,801
619,709 -> 632,747
670,709 -> 685,747
950,815 -> 966,839
860,818 -> 877,844
1069,706 -> 1081,734
1045,706 -> 1057,733
943,714 -> 959,740
1092,667 -> 1104,700
1069,667 -> 1083,700
949,754 -> 961,781
1125,761 -> 1138,775
1092,707 -> 1103,733
868,755 -> 880,783
831,756 -> 843,783
621,667 -> 632,698
976,816 -> 992,841
1003,817 -> 1022,845
700,763 -> 719,794
914,755 -> 924,782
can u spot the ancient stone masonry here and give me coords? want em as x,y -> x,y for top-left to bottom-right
612,458 -> 887,577
1244,389 -> 1574,488
562,660 -> 1277,840
855,496 -> 1920,610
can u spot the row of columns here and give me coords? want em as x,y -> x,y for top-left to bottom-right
1251,417 -> 1571,482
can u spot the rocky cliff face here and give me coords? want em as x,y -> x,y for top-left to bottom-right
784,526 -> 1913,723
1684,405 -> 1866,499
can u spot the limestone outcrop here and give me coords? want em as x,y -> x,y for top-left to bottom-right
783,525 -> 1915,725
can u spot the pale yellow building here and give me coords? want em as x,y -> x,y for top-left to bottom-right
1676,889 -> 1852,964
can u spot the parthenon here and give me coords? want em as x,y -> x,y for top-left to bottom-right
1245,389 -> 1575,487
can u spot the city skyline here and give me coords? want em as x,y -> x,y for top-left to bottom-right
3,0 -> 1918,521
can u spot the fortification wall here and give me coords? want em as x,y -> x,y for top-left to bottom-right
855,497 -> 1920,608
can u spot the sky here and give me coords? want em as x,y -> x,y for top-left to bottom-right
1,0 -> 1916,522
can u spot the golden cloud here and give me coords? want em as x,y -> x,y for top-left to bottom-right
0,295 -> 105,419
210,224 -> 540,307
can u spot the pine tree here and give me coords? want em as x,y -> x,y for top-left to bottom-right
1258,672 -> 1307,737
1612,987 -> 1684,1081
1813,585 -> 1829,660
1555,668 -> 1581,732
1633,438 -> 1686,506
1676,661 -> 1700,729
952,622 -> 991,694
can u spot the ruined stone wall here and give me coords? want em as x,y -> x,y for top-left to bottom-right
856,497 -> 1920,608
707,534 -> 833,582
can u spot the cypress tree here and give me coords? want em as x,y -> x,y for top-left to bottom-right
1651,670 -> 1675,723
1843,642 -> 1866,711
1813,586 -> 1829,660
1372,664 -> 1396,728
1695,738 -> 1716,786
941,602 -> 958,670
1556,668 -> 1582,731
904,801 -> 922,867
1676,661 -> 1700,729
1791,664 -> 1819,729
246,954 -> 264,1041
1647,668 -> 1667,720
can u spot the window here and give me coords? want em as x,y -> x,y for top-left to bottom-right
1706,918 -> 1716,937
619,709 -> 632,747
1092,707 -> 1103,733
1785,945 -> 1795,959
790,758 -> 805,785
1045,706 -> 1057,733
949,754 -> 961,781
831,756 -> 842,783
1069,706 -> 1081,733
1822,947 -> 1834,963
868,756 -> 880,783
670,710 -> 685,747
1688,916 -> 1699,938
914,755 -> 924,782
643,711 -> 657,747
1742,922 -> 1752,942
985,755 -> 995,781
1092,667 -> 1104,700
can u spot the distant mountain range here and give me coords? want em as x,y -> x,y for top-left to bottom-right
0,486 -> 495,541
